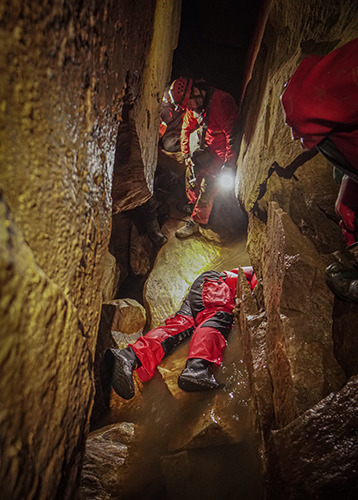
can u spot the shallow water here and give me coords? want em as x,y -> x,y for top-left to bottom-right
102,188 -> 263,498
103,321 -> 264,500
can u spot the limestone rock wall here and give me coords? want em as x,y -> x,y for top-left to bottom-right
236,0 -> 358,495
0,1 -> 181,498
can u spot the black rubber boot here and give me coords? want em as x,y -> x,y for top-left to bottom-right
147,219 -> 168,247
325,262 -> 358,303
105,346 -> 140,399
145,198 -> 168,247
178,358 -> 220,392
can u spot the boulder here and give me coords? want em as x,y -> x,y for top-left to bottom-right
102,251 -> 120,302
107,298 -> 146,335
262,202 -> 347,428
236,267 -> 273,455
144,230 -> 250,328
80,422 -> 138,499
269,375 -> 358,499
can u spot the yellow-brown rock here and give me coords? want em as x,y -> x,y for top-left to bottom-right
236,267 -> 273,451
144,231 -> 250,328
269,375 -> 358,498
236,1 -> 358,495
144,235 -> 222,327
80,422 -> 138,499
108,298 -> 146,335
0,0 -> 182,497
0,196 -> 91,499
102,251 -> 120,302
263,202 -> 347,427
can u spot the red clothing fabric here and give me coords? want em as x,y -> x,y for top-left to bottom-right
181,88 -> 239,166
281,38 -> 358,246
185,166 -> 219,224
181,88 -> 239,224
335,175 -> 358,246
281,38 -> 358,170
133,313 -> 196,382
131,267 -> 256,382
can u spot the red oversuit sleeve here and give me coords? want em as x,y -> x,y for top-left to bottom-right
181,110 -> 199,157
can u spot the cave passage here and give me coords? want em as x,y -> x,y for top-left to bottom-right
97,2 -> 266,498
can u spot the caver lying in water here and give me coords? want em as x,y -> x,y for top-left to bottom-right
105,267 -> 256,399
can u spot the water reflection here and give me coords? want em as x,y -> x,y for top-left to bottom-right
102,321 -> 264,499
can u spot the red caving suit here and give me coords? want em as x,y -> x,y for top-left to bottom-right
181,88 -> 240,225
281,38 -> 358,247
130,268 -> 256,382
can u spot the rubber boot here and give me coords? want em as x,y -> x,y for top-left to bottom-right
178,358 -> 220,392
147,216 -> 168,247
325,261 -> 358,303
105,346 -> 140,399
145,198 -> 168,247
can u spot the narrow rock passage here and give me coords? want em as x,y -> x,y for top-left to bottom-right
81,153 -> 263,499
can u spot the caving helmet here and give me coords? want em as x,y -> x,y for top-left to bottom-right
168,77 -> 193,110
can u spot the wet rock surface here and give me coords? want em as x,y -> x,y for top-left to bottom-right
102,251 -> 121,302
236,0 -> 358,497
86,150 -> 258,497
0,195 -> 92,500
237,268 -> 273,456
0,0 -> 181,497
269,375 -> 358,499
4,0 -> 357,498
80,422 -> 145,500
263,202 -> 347,427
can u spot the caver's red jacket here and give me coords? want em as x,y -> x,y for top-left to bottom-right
281,37 -> 358,171
281,38 -> 358,246
130,268 -> 256,382
180,88 -> 240,225
181,87 -> 240,168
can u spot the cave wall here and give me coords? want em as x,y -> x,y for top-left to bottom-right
0,0 -> 181,498
236,0 -> 358,496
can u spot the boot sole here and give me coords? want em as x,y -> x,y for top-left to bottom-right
178,374 -> 220,392
109,349 -> 135,400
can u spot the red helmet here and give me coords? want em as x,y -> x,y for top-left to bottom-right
168,77 -> 193,110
